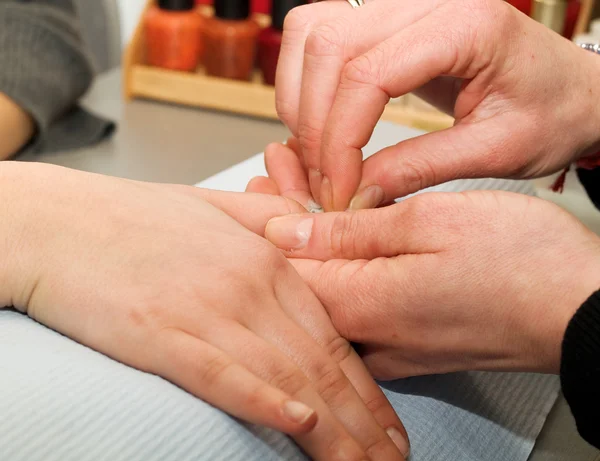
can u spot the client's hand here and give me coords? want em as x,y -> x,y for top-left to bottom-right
0,92 -> 35,160
0,162 -> 408,461
264,190 -> 600,378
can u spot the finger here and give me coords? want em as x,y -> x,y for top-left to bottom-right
264,143 -> 314,209
266,268 -> 409,459
154,328 -> 318,436
320,11 -> 483,210
355,114 -> 528,202
191,189 -> 306,236
205,320 -> 370,461
290,257 -> 428,382
246,176 -> 280,195
285,136 -> 304,167
297,0 -> 443,206
265,196 -> 448,260
275,2 -> 347,135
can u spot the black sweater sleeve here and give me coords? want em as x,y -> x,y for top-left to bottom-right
559,168 -> 600,449
560,290 -> 600,448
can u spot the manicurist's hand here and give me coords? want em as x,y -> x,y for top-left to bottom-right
0,162 -> 409,461
276,0 -> 600,210
264,190 -> 600,378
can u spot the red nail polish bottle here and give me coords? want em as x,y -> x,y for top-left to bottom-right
505,0 -> 532,15
563,0 -> 582,39
144,0 -> 205,72
203,0 -> 261,81
258,0 -> 306,86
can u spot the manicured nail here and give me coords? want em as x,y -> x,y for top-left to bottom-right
349,185 -> 384,211
283,400 -> 315,425
309,169 -> 322,203
320,175 -> 334,211
387,427 -> 410,458
266,215 -> 314,250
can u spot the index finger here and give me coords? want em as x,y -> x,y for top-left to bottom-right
320,12 -> 476,210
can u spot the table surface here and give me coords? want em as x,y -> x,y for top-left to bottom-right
29,68 -> 600,461
24,68 -> 290,185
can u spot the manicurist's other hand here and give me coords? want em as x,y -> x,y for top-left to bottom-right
265,190 -> 600,378
0,162 -> 409,461
276,0 -> 600,210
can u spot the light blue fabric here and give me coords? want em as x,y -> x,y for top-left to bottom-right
0,310 -> 558,461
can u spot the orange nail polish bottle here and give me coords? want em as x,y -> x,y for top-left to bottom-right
144,0 -> 205,72
203,0 -> 260,81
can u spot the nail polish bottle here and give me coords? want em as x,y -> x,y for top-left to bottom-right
144,0 -> 205,72
563,0 -> 582,39
252,0 -> 271,14
258,0 -> 305,86
505,0 -> 531,15
203,0 -> 260,81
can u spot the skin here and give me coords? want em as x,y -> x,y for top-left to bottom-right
0,92 -> 35,160
275,0 -> 600,211
0,161 -> 409,461
248,142 -> 600,378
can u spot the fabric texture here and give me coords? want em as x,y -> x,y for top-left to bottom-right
0,0 -> 114,156
0,309 -> 559,461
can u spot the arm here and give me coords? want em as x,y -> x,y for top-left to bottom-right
0,93 -> 34,160
0,0 -> 94,157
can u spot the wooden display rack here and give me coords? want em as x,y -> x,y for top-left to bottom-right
123,0 -> 594,133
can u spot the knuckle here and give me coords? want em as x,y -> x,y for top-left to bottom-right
268,366 -> 308,397
198,354 -> 234,387
363,393 -> 393,417
283,4 -> 315,33
126,300 -> 164,331
393,156 -> 438,193
323,335 -> 354,365
328,212 -> 359,258
342,54 -> 381,89
305,24 -> 344,58
310,361 -> 349,404
297,119 -> 323,159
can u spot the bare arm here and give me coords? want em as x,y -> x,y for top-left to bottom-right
0,0 -> 94,157
0,93 -> 35,160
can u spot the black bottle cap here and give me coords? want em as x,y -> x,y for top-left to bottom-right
214,0 -> 251,20
272,0 -> 306,30
158,0 -> 195,11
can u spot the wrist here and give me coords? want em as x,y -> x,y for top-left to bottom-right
534,242 -> 600,374
569,46 -> 600,161
0,162 -> 38,313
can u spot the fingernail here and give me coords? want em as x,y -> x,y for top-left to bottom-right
387,427 -> 410,458
266,215 -> 314,250
309,169 -> 322,203
320,175 -> 334,211
349,185 -> 384,211
283,400 -> 315,425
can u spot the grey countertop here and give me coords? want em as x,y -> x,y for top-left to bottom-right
26,68 -> 289,185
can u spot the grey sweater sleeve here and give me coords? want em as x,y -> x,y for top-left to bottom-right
0,0 -> 115,155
